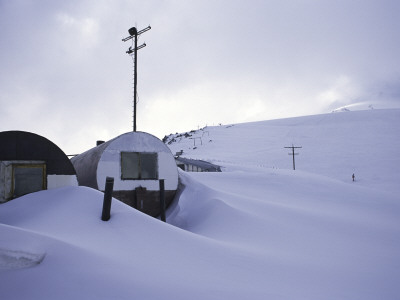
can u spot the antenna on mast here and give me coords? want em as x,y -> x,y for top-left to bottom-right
122,25 -> 151,132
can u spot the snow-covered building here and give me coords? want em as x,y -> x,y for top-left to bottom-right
175,157 -> 221,172
0,130 -> 78,203
71,132 -> 179,217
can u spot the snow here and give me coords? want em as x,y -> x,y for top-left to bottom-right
1,108 -> 400,299
47,175 -> 78,189
167,109 -> 400,194
0,247 -> 45,270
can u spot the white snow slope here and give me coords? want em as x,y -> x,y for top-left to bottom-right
1,108 -> 400,300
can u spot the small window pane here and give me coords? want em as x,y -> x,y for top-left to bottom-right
141,153 -> 158,179
121,152 -> 140,179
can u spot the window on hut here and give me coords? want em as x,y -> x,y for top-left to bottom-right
121,152 -> 158,180
12,164 -> 46,198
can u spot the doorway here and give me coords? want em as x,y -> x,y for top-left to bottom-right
12,164 -> 46,198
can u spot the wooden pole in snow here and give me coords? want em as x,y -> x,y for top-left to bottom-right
284,144 -> 302,170
159,179 -> 166,222
101,177 -> 114,221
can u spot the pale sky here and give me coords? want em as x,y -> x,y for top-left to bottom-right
1,0 -> 399,154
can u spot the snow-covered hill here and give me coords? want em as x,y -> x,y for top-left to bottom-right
166,109 -> 400,194
1,109 -> 399,299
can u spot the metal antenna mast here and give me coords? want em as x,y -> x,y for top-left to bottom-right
284,144 -> 302,170
122,25 -> 151,132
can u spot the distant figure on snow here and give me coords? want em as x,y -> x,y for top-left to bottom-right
352,173 -> 355,182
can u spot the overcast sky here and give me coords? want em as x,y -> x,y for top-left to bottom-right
1,0 -> 399,154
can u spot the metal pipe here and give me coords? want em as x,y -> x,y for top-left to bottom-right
133,33 -> 138,132
101,177 -> 114,221
159,179 -> 166,222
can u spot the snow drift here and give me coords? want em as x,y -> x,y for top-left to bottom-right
1,109 -> 399,299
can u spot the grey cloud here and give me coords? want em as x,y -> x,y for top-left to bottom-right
1,1 -> 400,154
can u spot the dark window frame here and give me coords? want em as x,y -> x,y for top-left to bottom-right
120,152 -> 158,180
11,163 -> 47,198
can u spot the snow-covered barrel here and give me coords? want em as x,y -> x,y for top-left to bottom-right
71,131 -> 179,217
0,130 -> 78,203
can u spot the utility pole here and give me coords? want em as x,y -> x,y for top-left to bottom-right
122,25 -> 151,132
189,137 -> 202,146
284,144 -> 302,170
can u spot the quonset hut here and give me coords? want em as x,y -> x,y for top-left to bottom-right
175,157 -> 221,172
71,132 -> 179,217
0,131 -> 78,203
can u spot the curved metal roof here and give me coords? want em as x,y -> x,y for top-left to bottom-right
0,130 -> 76,175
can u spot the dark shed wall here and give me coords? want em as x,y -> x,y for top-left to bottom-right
0,131 -> 75,175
